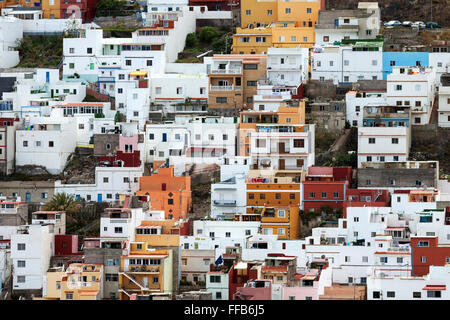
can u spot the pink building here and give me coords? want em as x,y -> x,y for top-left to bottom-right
233,280 -> 272,300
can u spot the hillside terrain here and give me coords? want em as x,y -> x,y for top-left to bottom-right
326,0 -> 450,27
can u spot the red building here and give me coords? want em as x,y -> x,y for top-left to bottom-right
302,166 -> 389,217
60,0 -> 99,22
55,234 -> 79,256
411,234 -> 450,276
98,150 -> 141,167
188,0 -> 240,11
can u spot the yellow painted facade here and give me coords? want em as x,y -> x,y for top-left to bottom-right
36,264 -> 103,300
239,100 -> 306,157
260,206 -> 300,239
41,0 -> 61,19
234,0 -> 322,53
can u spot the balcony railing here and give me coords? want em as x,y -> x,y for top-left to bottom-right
210,85 -> 234,91
98,76 -> 116,83
211,68 -> 242,74
213,200 -> 237,207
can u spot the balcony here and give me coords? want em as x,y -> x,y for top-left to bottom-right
210,85 -> 234,91
211,68 -> 242,74
98,76 -> 115,83
213,200 -> 237,207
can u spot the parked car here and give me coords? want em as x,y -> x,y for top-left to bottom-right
426,22 -> 441,29
402,21 -> 413,27
385,20 -> 401,27
411,21 -> 426,29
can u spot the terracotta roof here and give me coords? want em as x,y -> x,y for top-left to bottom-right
423,285 -> 446,290
307,166 -> 333,177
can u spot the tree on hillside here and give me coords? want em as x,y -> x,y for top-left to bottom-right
199,26 -> 218,43
43,192 -> 79,214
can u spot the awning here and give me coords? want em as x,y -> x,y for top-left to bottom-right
130,71 -> 148,77
235,262 -> 248,270
302,275 -> 317,281
423,285 -> 446,290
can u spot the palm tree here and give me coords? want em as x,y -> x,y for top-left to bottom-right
43,192 -> 79,214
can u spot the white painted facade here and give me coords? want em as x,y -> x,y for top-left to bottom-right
367,265 -> 450,300
438,85 -> 450,127
15,112 -> 77,174
311,45 -> 383,84
390,192 -> 437,215
54,165 -> 144,202
345,90 -> 387,127
0,17 -> 23,68
193,220 -> 260,239
206,271 -> 228,300
100,207 -> 146,244
429,52 -> 450,86
266,47 -> 309,86
357,126 -> 410,168
10,224 -> 54,290
386,66 -> 437,126
210,172 -> 247,219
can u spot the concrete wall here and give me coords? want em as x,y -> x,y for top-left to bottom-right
358,168 -> 438,189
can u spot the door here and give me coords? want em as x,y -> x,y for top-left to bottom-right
46,71 -> 50,83
278,142 -> 285,153
25,192 -> 31,202
97,194 -> 103,202
279,159 -> 285,170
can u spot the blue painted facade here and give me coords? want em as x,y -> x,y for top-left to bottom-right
363,117 -> 410,127
382,52 -> 429,79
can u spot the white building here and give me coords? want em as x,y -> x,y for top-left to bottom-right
438,84 -> 450,127
0,16 -> 23,68
210,172 -> 247,219
206,271 -> 228,300
99,207 -> 146,245
357,126 -> 410,168
390,190 -> 438,215
386,66 -> 437,126
314,2 -> 380,47
54,165 -> 144,202
345,90 -> 387,127
265,47 -> 309,86
15,111 -> 77,174
311,43 -> 383,84
10,224 -> 54,291
367,265 -> 450,300
193,220 -> 260,239
415,209 -> 450,245
429,52 -> 450,86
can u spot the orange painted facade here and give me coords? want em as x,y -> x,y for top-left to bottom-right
261,206 -> 300,239
137,166 -> 191,220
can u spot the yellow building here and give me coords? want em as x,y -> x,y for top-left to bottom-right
260,206 -> 300,239
240,0 -> 323,28
40,0 -> 61,19
1,0 -> 19,9
36,264 -> 103,300
233,22 -> 316,54
234,0 -> 323,54
118,220 -> 180,300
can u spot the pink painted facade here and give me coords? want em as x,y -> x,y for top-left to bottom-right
119,134 -> 139,153
284,283 -> 319,300
233,280 -> 272,300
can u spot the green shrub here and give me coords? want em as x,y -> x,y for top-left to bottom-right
185,32 -> 199,48
199,26 -> 218,43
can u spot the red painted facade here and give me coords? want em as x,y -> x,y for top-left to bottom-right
302,166 -> 389,216
54,234 -> 79,256
98,150 -> 141,167
228,262 -> 258,300
411,236 -> 450,276
60,0 -> 99,22
0,118 -> 19,126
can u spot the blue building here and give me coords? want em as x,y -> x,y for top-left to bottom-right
382,52 -> 429,79
362,106 -> 411,127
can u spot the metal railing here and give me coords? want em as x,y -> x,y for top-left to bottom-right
211,68 -> 242,74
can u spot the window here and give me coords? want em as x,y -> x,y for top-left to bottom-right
369,138 -> 375,144
216,97 -> 227,104
210,232 -> 215,238
362,256 -> 368,263
248,193 -> 254,199
226,232 -> 231,237
418,241 -> 429,247
293,139 -> 304,148
344,60 -> 349,66
372,60 -> 377,66
392,137 -> 399,144
307,8 -> 312,13
35,141 -> 41,147
168,199 -> 174,205
421,256 -> 427,263
17,260 -> 26,268
267,10 -> 272,15
321,192 -> 327,199
285,8 -> 291,14
69,63 -> 74,69
396,85 -> 402,91
323,36 -> 329,42
125,60 -> 131,66
23,141 -> 28,147
427,291 -> 441,298
216,292 -> 222,299
17,276 -> 25,283
256,139 -> 266,148
244,64 -> 258,70
245,10 -> 251,15
345,256 -> 350,262
278,210 -> 285,218
367,156 -> 372,162
49,141 -> 54,147
69,48 -> 74,54
309,192 -> 315,198
260,194 -> 265,200
387,291 -> 395,298
41,193 -> 48,199
278,228 -> 285,236
373,291 -> 380,299
147,60 -> 152,66
87,47 -> 92,54
103,177 -> 109,183
289,193 -> 295,200
17,243 -> 25,251
412,292 -> 421,298
210,275 -> 221,283
114,227 -> 123,233
390,61 -> 396,66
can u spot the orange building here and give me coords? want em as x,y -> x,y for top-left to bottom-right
260,206 -> 300,239
118,219 -> 181,300
245,169 -> 305,216
137,166 -> 191,220
1,0 -> 19,9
